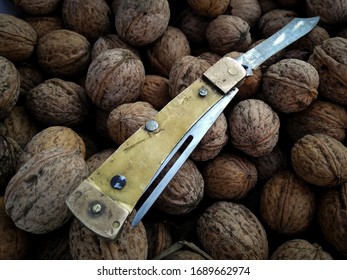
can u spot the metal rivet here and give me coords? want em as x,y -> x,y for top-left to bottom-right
198,87 -> 208,97
112,221 -> 120,228
91,203 -> 102,214
110,175 -> 126,190
145,119 -> 159,132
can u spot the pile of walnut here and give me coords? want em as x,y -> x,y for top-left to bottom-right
1,0 -> 347,260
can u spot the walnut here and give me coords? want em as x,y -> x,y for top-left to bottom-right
262,58 -> 319,113
115,0 -> 170,46
260,170 -> 316,235
0,56 -> 20,119
18,126 -> 86,168
206,15 -> 252,55
146,26 -> 191,77
306,0 -> 347,24
258,0 -> 279,14
16,63 -> 43,98
4,147 -> 89,234
107,101 -> 158,145
86,148 -> 116,174
86,48 -> 145,112
228,99 -> 280,157
0,106 -> 38,149
139,75 -> 171,110
25,16 -> 64,39
187,0 -> 229,18
11,0 -> 62,15
91,34 -> 140,60
145,221 -> 172,259
0,196 -> 30,259
198,52 -> 221,65
270,239 -> 333,260
291,25 -> 330,53
318,182 -> 347,256
62,0 -> 112,42
69,212 -> 148,259
197,201 -> 268,259
308,37 -> 347,105
190,113 -> 228,161
258,9 -> 297,38
291,133 -> 347,187
162,250 -> 206,260
169,55 -> 211,98
202,153 -> 257,200
228,0 -> 261,27
0,14 -> 37,62
36,29 -> 91,77
287,100 -> 347,143
26,78 -> 90,127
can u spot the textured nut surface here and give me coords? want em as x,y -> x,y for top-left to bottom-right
62,0 -> 112,41
187,0 -> 229,17
25,16 -> 64,39
0,14 -> 37,61
291,133 -> 347,187
36,29 -> 91,77
86,48 -> 145,112
26,78 -> 89,126
145,221 -> 172,259
262,58 -> 319,113
308,37 -> 347,105
16,63 -> 43,97
115,0 -> 170,46
306,0 -> 347,24
228,99 -> 280,157
162,250 -> 206,260
107,101 -> 158,145
0,56 -> 20,119
12,0 -> 62,15
86,148 -> 116,174
197,201 -> 268,259
287,100 -> 347,143
318,182 -> 347,256
4,148 -> 89,234
69,211 -> 148,260
270,239 -> 333,260
260,170 -> 316,235
202,153 -> 257,200
228,0 -> 261,27
206,15 -> 251,55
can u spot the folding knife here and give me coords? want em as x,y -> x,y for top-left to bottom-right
66,16 -> 320,240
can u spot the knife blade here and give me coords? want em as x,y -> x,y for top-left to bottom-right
66,16 -> 319,240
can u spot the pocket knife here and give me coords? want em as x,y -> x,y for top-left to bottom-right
66,16 -> 320,240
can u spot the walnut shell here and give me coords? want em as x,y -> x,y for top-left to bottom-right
287,100 -> 347,143
139,75 -> 171,110
190,113 -> 228,161
228,0 -> 261,27
0,56 -> 20,119
202,153 -> 257,200
0,136 -> 22,195
86,48 -> 145,112
306,0 -> 347,24
262,58 -> 319,113
12,0 -> 62,15
291,25 -> 330,53
206,15 -> 252,55
152,152 -> 204,215
107,101 -> 158,145
228,99 -> 280,157
25,16 -> 64,39
16,63 -> 43,98
62,0 -> 112,42
308,37 -> 347,105
91,34 -> 140,60
115,0 -> 170,46
0,14 -> 37,62
318,182 -> 347,256
36,29 -> 91,77
198,52 -> 221,65
270,239 -> 333,260
162,250 -> 206,260
197,201 -> 268,259
69,212 -> 148,260
18,126 -> 86,168
86,148 -> 116,174
0,196 -> 31,259
187,0 -> 229,18
146,26 -> 191,77
260,170 -> 316,235
291,133 -> 347,187
258,9 -> 297,38
145,221 -> 172,259
4,147 -> 89,234
26,78 -> 89,126
0,106 -> 38,149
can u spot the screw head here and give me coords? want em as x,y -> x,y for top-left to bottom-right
198,87 -> 208,97
110,175 -> 126,190
145,119 -> 159,132
91,203 -> 102,214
